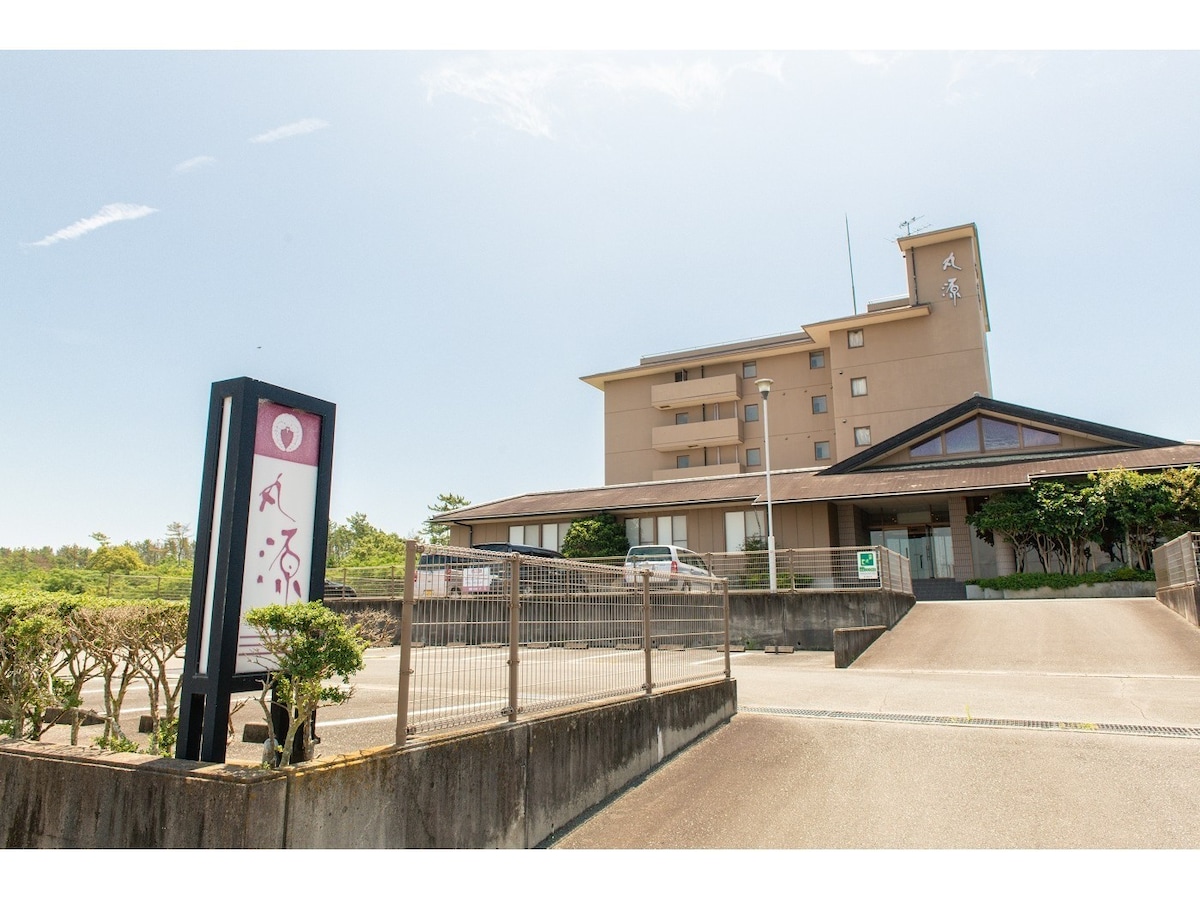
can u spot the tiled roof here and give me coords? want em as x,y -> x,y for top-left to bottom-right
436,444 -> 1200,522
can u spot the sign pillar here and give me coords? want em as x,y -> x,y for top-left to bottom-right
176,378 -> 335,763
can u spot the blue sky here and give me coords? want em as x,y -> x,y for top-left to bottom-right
3,8 -> 1199,551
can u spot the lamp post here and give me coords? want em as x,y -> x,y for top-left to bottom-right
754,377 -> 777,593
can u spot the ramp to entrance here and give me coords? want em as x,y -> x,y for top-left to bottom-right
852,597 -> 1200,676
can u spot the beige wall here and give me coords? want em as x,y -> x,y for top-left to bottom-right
448,500 -> 836,556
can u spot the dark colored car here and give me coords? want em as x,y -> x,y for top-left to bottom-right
472,543 -> 589,595
322,579 -> 357,598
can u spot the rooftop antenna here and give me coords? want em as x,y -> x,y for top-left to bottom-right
845,214 -> 858,315
898,215 -> 931,237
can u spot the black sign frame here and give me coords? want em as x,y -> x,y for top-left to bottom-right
176,377 -> 336,763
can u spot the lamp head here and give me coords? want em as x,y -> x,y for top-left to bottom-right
755,377 -> 774,401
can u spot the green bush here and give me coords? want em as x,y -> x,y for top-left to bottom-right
967,568 -> 1156,591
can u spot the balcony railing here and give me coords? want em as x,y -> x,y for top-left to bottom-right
651,417 -> 743,452
650,373 -> 741,410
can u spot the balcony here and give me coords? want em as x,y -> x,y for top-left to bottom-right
651,417 -> 743,452
650,373 -> 741,410
652,462 -> 743,480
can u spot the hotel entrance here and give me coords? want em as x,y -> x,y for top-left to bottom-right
869,525 -> 955,580
866,505 -> 955,582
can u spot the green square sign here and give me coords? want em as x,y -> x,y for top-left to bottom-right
857,550 -> 878,580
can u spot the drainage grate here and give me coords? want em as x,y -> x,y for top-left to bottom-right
739,705 -> 1200,739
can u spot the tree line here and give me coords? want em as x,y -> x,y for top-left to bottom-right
968,467 -> 1200,575
0,494 -> 472,590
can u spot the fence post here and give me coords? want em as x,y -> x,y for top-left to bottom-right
395,540 -> 417,745
722,579 -> 731,679
508,553 -> 521,723
642,569 -> 653,695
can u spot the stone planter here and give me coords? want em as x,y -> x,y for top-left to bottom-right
964,581 -> 1156,600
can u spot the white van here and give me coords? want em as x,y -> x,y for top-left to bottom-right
623,544 -> 712,590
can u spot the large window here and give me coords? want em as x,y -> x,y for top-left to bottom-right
854,426 -> 872,447
809,350 -> 825,369
848,329 -> 864,348
724,509 -> 765,552
657,515 -> 688,546
850,377 -> 867,397
743,361 -> 757,378
508,522 -> 568,551
626,515 -> 687,547
908,416 -> 1062,460
745,403 -> 759,422
814,441 -> 831,460
746,447 -> 762,466
812,395 -> 827,414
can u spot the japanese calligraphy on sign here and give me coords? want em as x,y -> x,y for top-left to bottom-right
236,400 -> 323,672
941,250 -> 963,302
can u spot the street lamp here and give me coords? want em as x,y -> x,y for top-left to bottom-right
754,377 -> 777,593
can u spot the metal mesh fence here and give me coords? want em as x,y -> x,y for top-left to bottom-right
1153,532 -> 1200,589
704,546 -> 910,593
399,544 -> 729,739
575,546 -> 911,594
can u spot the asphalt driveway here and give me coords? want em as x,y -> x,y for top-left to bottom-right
548,598 -> 1200,850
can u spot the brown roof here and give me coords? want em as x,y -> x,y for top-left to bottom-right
439,445 -> 1200,522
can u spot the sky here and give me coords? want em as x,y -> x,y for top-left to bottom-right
3,5 -> 1200,552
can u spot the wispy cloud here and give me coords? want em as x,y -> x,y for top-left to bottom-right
423,54 -> 786,139
172,155 -> 216,174
23,203 -> 158,249
424,62 -> 560,138
249,118 -> 331,143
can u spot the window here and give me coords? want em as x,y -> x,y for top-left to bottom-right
743,361 -> 757,378
508,522 -> 569,551
809,350 -> 825,369
724,510 -> 764,552
945,420 -> 980,454
625,517 -> 655,546
675,411 -> 689,425
850,377 -> 867,397
982,417 -> 1020,451
674,370 -> 688,382
854,426 -> 872,447
814,441 -> 831,460
1022,425 -> 1061,447
745,403 -> 759,422
745,448 -> 762,466
848,329 -> 864,348
676,455 -> 690,468
658,515 -> 687,546
907,416 -> 1062,460
910,435 -> 943,458
812,395 -> 827,414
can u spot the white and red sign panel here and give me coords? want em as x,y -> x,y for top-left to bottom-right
235,400 -> 323,674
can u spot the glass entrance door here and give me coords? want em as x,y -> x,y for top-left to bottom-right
870,525 -> 954,580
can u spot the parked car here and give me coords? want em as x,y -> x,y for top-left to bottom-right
322,579 -> 357,598
412,551 -> 494,597
472,543 -> 589,595
623,544 -> 712,591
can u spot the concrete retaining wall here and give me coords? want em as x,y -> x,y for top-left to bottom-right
728,590 -> 914,651
0,679 -> 735,849
833,626 -> 887,668
1157,583 -> 1200,628
964,581 -> 1157,600
325,591 -> 915,652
